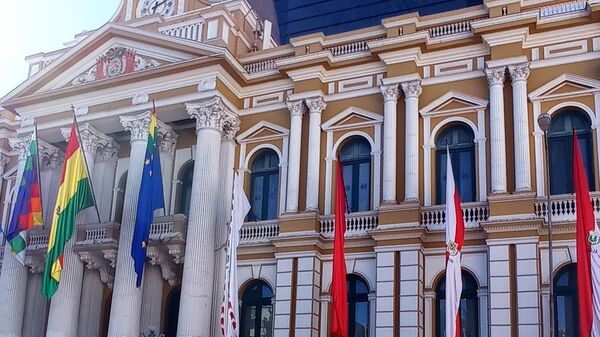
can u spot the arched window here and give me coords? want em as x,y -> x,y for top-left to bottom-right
240,280 -> 274,337
248,150 -> 280,221
347,274 -> 370,337
176,161 -> 194,217
114,172 -> 127,223
548,110 -> 595,194
436,124 -> 476,204
435,271 -> 479,337
164,286 -> 181,337
339,137 -> 371,213
554,264 -> 578,337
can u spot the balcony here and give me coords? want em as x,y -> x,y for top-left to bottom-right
319,211 -> 379,238
240,220 -> 280,244
145,214 -> 188,286
534,193 -> 600,223
25,228 -> 49,273
73,222 -> 120,287
420,202 -> 490,231
539,1 -> 587,18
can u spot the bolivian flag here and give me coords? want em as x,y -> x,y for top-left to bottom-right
41,122 -> 94,300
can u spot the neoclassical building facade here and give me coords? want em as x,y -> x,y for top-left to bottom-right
0,0 -> 599,337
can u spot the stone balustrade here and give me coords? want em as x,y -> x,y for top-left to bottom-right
158,19 -> 203,42
534,192 -> 600,222
319,211 -> 379,238
428,20 -> 474,38
539,1 -> 587,17
420,202 -> 490,231
239,220 -> 280,243
73,222 -> 120,287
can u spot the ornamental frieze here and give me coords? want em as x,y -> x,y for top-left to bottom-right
71,47 -> 162,86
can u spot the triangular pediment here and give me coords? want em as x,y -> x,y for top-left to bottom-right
322,107 -> 382,131
529,74 -> 600,101
2,23 -> 228,101
237,121 -> 289,143
420,91 -> 488,116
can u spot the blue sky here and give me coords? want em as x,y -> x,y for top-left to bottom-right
0,1 -> 121,97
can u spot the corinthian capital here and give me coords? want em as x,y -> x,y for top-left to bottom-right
508,63 -> 530,82
401,81 -> 422,98
380,84 -> 400,102
287,100 -> 306,117
221,115 -> 241,142
186,96 -> 233,132
305,97 -> 327,114
485,67 -> 506,86
9,136 -> 31,161
159,129 -> 179,156
38,140 -> 63,170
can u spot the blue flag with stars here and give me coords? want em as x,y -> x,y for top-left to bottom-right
131,111 -> 164,287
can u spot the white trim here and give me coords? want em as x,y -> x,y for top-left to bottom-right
529,73 -> 600,101
434,59 -> 473,77
322,106 -> 383,131
543,40 -> 588,59
420,90 -> 488,116
236,121 -> 290,142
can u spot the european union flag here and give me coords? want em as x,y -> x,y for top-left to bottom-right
131,112 -> 164,287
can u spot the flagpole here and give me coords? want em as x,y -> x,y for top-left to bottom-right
151,99 -> 166,217
538,111 -> 554,337
33,121 -> 44,226
70,106 -> 101,223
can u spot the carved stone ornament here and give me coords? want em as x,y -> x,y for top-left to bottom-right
401,81 -> 422,98
305,97 -> 327,114
98,142 -> 120,162
61,123 -> 112,154
221,114 -> 241,142
74,105 -> 89,117
186,96 -> 235,131
132,93 -> 149,105
38,140 -> 63,170
71,47 -> 161,86
508,63 -> 530,82
197,78 -> 217,92
159,130 -> 179,156
121,111 -> 175,143
380,84 -> 400,102
287,100 -> 306,117
9,137 -> 31,161
147,248 -> 177,286
485,67 -> 506,86
79,251 -> 115,288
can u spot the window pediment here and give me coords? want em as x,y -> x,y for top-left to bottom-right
321,107 -> 382,131
529,73 -> 600,101
237,121 -> 289,143
420,91 -> 488,117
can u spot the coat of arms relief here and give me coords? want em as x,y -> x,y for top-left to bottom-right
71,47 -> 162,86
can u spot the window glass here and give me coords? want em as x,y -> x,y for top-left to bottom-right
435,124 -> 476,204
241,280 -> 274,337
176,162 -> 194,216
347,275 -> 370,337
339,137 -> 372,213
548,110 -> 595,194
554,264 -> 578,337
248,150 -> 279,221
435,272 -> 479,337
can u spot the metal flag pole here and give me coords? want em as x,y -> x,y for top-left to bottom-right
33,120 -> 45,225
71,105 -> 101,223
537,110 -> 554,337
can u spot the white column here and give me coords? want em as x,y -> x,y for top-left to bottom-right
94,143 -> 120,222
108,112 -> 162,337
285,100 -> 306,213
305,97 -> 326,211
22,273 -> 49,337
485,67 -> 508,194
508,63 -> 532,192
402,81 -> 422,202
0,138 -> 31,337
177,97 -> 238,337
77,268 -> 104,337
380,84 -> 400,204
140,265 -> 164,334
47,124 -> 104,337
211,131 -> 237,336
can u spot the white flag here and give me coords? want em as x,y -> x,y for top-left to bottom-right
221,172 -> 251,337
445,149 -> 465,337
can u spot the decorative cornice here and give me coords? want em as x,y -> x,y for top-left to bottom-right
508,63 -> 530,83
401,81 -> 422,98
380,84 -> 400,102
485,67 -> 506,86
185,96 -> 236,132
305,97 -> 327,114
286,100 -> 306,117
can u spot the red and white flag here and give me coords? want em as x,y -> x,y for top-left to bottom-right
445,149 -> 465,337
331,158 -> 349,337
573,132 -> 600,337
221,172 -> 251,337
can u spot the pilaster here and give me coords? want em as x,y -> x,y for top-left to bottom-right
305,97 -> 326,211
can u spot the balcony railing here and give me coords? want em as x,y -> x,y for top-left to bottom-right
240,220 -> 280,243
28,229 -> 49,250
320,211 -> 379,238
539,1 -> 587,17
325,41 -> 370,57
428,20 -> 474,38
534,193 -> 600,222
420,202 -> 490,231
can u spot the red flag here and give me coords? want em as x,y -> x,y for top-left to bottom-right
445,149 -> 464,337
331,158 -> 348,337
574,131 -> 600,337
